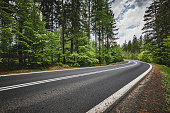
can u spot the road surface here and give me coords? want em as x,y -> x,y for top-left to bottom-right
0,60 -> 150,113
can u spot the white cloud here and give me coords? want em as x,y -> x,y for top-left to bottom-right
111,0 -> 152,45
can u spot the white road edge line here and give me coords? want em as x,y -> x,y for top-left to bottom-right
86,62 -> 152,113
0,61 -> 131,77
0,61 -> 137,92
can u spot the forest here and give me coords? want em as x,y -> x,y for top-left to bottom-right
122,0 -> 170,67
0,0 -> 169,72
140,0 -> 169,66
0,0 -> 123,71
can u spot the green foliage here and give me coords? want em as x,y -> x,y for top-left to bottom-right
161,37 -> 170,66
157,64 -> 170,112
77,54 -> 99,66
65,44 -> 99,66
122,35 -> 142,60
111,46 -> 124,63
104,46 -> 123,64
0,0 -> 123,71
137,51 -> 153,63
141,0 -> 170,66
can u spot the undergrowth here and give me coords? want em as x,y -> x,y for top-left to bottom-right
157,64 -> 170,112
0,61 -> 128,75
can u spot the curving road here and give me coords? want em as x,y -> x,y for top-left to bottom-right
0,60 -> 150,113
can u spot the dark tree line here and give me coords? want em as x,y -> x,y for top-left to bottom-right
0,0 -> 123,71
122,35 -> 143,59
139,0 -> 170,66
122,0 -> 169,67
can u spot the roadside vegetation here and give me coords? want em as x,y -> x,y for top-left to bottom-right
122,1 -> 170,112
0,60 -> 128,75
0,0 -> 169,112
157,64 -> 170,112
0,0 -> 123,73
122,0 -> 169,68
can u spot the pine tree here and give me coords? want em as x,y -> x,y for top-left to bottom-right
142,0 -> 160,36
127,40 -> 132,52
70,0 -> 82,54
0,0 -> 15,69
155,0 -> 170,65
142,0 -> 170,66
91,0 -> 118,63
61,0 -> 66,64
0,0 -> 124,70
131,35 -> 139,53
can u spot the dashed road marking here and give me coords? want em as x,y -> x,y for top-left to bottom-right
0,61 -> 137,92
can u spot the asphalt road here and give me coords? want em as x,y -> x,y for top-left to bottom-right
0,60 -> 150,113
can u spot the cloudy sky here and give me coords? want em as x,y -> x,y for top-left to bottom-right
111,0 -> 152,45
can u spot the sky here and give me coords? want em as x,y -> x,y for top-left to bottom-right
111,0 -> 152,45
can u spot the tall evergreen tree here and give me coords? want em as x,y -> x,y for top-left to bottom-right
142,0 -> 170,66
0,0 -> 123,70
0,0 -> 15,69
142,0 -> 160,36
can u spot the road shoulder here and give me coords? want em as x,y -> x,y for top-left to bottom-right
0,61 -> 128,76
109,64 -> 164,113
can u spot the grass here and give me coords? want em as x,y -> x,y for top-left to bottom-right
0,60 -> 128,75
0,69 -> 50,75
157,64 -> 170,112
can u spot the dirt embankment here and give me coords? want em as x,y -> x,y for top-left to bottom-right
110,64 -> 164,113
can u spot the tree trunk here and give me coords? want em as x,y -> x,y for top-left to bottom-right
71,0 -> 74,54
71,38 -> 73,54
88,0 -> 91,43
62,0 -> 65,64
18,25 -> 23,67
99,26 -> 101,64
